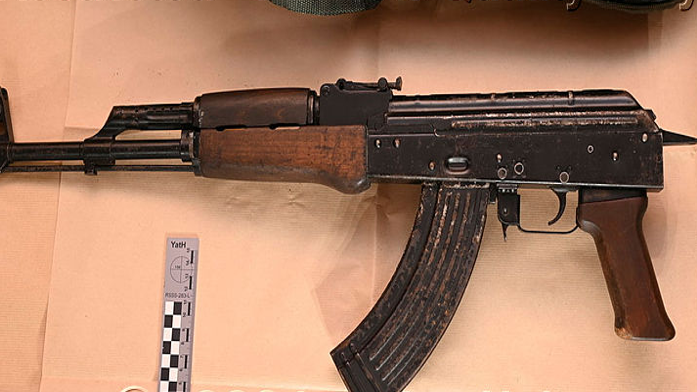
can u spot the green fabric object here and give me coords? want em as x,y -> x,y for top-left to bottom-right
268,0 -> 684,14
268,0 -> 383,15
587,0 -> 684,10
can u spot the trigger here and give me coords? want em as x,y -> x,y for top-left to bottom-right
548,188 -> 568,226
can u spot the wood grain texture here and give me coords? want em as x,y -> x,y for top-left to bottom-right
195,88 -> 312,128
577,195 -> 675,341
198,125 -> 368,194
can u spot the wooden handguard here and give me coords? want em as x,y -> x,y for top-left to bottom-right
577,189 -> 675,341
198,125 -> 369,194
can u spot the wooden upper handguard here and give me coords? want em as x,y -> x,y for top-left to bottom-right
198,125 -> 369,194
577,189 -> 675,341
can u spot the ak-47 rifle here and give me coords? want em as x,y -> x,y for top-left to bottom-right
1,78 -> 695,392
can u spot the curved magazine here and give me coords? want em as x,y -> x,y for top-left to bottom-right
331,183 -> 490,392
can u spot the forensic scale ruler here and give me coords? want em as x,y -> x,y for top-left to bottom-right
159,238 -> 199,392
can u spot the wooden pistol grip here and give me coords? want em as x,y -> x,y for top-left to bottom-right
577,191 -> 675,341
198,125 -> 368,194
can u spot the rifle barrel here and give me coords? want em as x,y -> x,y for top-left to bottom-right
5,139 -> 185,162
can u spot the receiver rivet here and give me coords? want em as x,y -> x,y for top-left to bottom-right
612,151 -> 619,161
642,133 -> 648,143
559,171 -> 570,183
375,139 -> 381,148
587,145 -> 594,154
428,161 -> 436,171
497,167 -> 508,180
393,138 -> 401,148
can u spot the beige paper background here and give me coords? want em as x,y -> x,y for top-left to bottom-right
0,1 -> 695,391
0,2 -> 75,391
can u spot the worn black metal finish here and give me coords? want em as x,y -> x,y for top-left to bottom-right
2,165 -> 194,173
7,140 -> 185,161
318,78 -> 394,128
1,79 -> 692,185
662,129 -> 697,146
310,81 -> 686,191
90,103 -> 195,140
363,91 -> 665,189
496,184 -> 578,236
331,183 -> 489,392
0,78 -> 690,235
0,137 -> 194,174
0,79 -> 694,392
367,129 -> 663,189
496,185 -> 522,237
0,87 -> 13,144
